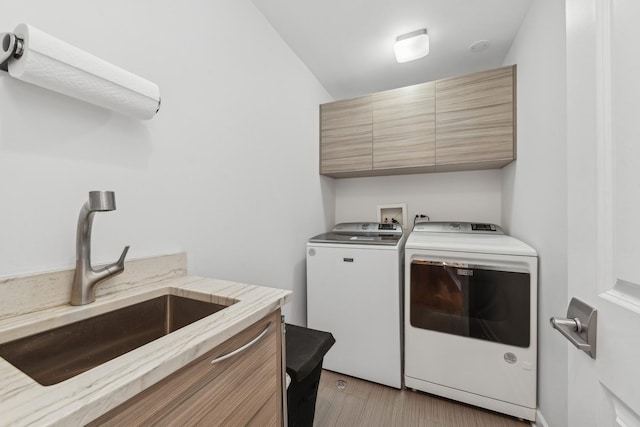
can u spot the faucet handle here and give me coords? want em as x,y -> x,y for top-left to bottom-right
106,245 -> 130,274
116,245 -> 130,267
118,245 -> 130,264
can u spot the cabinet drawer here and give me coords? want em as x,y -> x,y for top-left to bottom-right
89,310 -> 282,427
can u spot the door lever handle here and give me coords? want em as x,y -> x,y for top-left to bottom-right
550,317 -> 582,333
550,298 -> 597,359
550,317 -> 590,351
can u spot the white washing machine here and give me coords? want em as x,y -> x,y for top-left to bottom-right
404,222 -> 537,421
307,222 -> 405,389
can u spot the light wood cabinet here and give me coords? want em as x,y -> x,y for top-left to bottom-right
319,65 -> 516,177
320,95 -> 372,175
435,65 -> 516,170
89,310 -> 283,427
372,82 -> 436,172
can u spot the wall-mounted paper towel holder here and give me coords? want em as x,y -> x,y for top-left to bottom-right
0,32 -> 24,71
0,24 -> 160,120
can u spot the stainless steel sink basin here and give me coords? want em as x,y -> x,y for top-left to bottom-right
0,295 -> 228,386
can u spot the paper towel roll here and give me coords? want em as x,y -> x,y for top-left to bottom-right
8,23 -> 160,120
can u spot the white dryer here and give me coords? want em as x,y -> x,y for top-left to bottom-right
404,222 -> 537,421
307,222 -> 405,389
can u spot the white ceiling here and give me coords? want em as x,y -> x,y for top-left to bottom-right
250,0 -> 532,100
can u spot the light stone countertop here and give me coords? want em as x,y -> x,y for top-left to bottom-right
0,254 -> 292,426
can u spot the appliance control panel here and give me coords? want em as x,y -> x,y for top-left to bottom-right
413,222 -> 504,235
332,222 -> 403,236
471,223 -> 497,231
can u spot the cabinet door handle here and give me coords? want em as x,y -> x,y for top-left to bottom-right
210,321 -> 272,364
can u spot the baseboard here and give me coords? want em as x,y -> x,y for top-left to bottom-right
534,409 -> 550,427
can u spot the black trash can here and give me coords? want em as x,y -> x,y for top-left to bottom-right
285,323 -> 335,427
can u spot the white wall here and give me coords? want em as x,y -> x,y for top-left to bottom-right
0,0 -> 334,325
335,170 -> 503,227
501,1 -> 568,426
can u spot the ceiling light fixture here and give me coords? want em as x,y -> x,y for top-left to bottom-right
394,29 -> 429,63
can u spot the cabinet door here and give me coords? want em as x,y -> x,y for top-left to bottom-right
372,82 -> 435,170
320,96 -> 372,175
435,65 -> 515,168
88,310 -> 282,427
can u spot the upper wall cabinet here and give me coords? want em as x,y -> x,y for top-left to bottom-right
435,66 -> 516,171
319,65 -> 516,178
372,82 -> 436,172
320,96 -> 372,175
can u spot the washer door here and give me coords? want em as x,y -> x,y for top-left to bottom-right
409,260 -> 530,347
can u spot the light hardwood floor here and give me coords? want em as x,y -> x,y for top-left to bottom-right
313,370 -> 530,427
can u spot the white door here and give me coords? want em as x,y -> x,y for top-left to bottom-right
566,0 -> 640,425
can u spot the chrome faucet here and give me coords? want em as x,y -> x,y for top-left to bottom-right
70,191 -> 130,305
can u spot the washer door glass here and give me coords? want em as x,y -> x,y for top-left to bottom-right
410,260 -> 530,347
